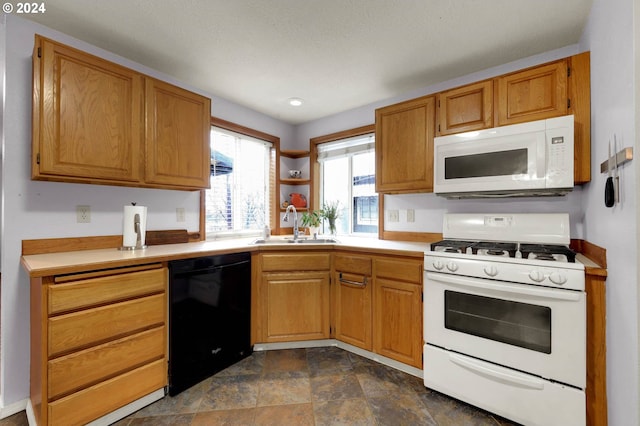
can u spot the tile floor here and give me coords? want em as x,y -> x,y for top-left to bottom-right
0,347 -> 520,426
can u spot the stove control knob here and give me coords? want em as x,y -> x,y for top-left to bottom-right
549,271 -> 567,285
432,260 -> 444,271
446,262 -> 459,272
529,270 -> 545,282
483,265 -> 498,277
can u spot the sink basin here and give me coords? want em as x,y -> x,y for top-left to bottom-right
251,237 -> 338,245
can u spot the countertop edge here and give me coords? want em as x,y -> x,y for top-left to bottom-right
21,238 -> 428,277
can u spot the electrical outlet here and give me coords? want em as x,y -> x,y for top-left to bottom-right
76,205 -> 91,223
407,209 -> 415,222
176,207 -> 186,222
388,209 -> 399,222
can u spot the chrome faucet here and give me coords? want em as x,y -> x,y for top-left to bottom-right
283,204 -> 299,241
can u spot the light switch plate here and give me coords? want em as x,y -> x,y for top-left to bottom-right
407,209 -> 415,222
388,209 -> 399,222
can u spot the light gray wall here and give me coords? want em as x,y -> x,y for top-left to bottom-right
578,0 -> 638,424
0,15 -> 293,407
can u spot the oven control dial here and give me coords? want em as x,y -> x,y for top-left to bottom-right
528,270 -> 545,283
446,261 -> 459,272
549,271 -> 567,285
483,265 -> 498,277
432,260 -> 444,270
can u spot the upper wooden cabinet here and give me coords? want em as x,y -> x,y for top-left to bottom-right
32,35 -> 211,190
375,95 -> 435,193
496,60 -> 568,126
145,78 -> 211,188
437,80 -> 493,136
33,36 -> 144,183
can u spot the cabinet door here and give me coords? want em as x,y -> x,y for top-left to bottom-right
496,60 -> 568,126
375,96 -> 436,193
334,272 -> 372,350
33,36 -> 143,183
145,78 -> 211,189
373,278 -> 422,368
437,80 -> 493,135
263,271 -> 330,342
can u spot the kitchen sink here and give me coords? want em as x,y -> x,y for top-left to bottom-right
251,237 -> 338,245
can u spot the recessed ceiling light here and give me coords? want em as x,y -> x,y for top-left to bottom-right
288,97 -> 303,107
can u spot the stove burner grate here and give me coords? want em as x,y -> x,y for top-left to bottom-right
520,244 -> 577,263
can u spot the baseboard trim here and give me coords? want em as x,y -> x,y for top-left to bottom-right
253,339 -> 423,378
85,388 -> 165,426
0,398 -> 28,420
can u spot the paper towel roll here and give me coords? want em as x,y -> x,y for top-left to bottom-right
122,205 -> 147,248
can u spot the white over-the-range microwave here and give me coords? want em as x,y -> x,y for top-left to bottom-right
433,115 -> 574,198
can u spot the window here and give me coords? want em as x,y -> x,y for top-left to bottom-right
317,133 -> 378,235
205,127 -> 274,238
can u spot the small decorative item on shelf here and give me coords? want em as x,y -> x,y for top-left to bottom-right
321,200 -> 340,236
281,200 -> 290,208
288,169 -> 302,178
300,210 -> 322,238
289,193 -> 307,208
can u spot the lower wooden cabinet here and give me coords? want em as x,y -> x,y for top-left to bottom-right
30,264 -> 168,426
373,257 -> 423,368
253,250 -> 423,368
255,252 -> 331,343
334,254 -> 373,350
263,271 -> 330,341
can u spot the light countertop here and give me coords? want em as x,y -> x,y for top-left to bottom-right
21,236 -> 430,277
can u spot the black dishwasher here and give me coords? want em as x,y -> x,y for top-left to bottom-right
168,252 -> 252,396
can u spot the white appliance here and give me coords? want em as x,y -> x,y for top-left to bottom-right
433,115 -> 574,198
423,213 -> 586,426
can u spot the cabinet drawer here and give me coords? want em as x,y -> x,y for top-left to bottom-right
48,326 -> 165,400
335,254 -> 372,276
48,294 -> 165,357
49,267 -> 166,315
261,253 -> 331,271
375,258 -> 422,283
48,359 -> 166,426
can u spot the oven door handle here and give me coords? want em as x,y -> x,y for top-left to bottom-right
425,272 -> 582,301
449,352 -> 545,390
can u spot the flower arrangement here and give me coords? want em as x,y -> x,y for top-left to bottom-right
321,200 -> 340,235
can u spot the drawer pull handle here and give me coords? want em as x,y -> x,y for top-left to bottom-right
339,273 -> 367,288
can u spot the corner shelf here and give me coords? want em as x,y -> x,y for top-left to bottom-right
276,148 -> 314,234
281,150 -> 310,158
280,178 -> 311,185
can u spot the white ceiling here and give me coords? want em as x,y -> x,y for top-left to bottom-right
24,0 -> 593,125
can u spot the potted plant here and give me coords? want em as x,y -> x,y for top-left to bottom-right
321,200 -> 340,236
300,210 -> 322,238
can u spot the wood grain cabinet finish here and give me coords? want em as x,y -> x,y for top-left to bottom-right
30,264 -> 168,426
32,35 -> 211,190
373,257 -> 423,368
437,80 -> 493,135
145,78 -> 211,189
32,35 -> 144,184
255,252 -> 331,343
495,60 -> 568,126
375,95 -> 436,193
334,254 -> 373,350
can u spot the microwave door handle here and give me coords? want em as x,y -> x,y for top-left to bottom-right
537,133 -> 546,178
425,272 -> 582,302
449,353 -> 545,390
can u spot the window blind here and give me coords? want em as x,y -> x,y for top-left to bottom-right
317,134 -> 374,161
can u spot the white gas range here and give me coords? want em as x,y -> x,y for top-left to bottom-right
423,213 -> 586,426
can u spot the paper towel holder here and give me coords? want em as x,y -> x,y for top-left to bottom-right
119,202 -> 148,250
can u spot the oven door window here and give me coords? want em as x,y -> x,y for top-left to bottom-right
444,290 -> 551,354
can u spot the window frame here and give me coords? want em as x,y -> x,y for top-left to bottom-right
310,124 -> 378,237
199,117 -> 279,240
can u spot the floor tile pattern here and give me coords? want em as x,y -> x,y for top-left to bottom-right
0,347 -> 520,426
